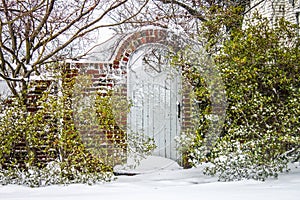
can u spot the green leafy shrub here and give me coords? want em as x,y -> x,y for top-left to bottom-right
0,88 -> 113,186
207,16 -> 300,181
0,65 -> 114,186
176,15 -> 300,180
0,63 -> 156,186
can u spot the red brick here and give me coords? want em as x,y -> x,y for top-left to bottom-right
122,56 -> 129,62
86,69 -> 99,75
141,37 -> 146,44
113,64 -> 119,69
98,63 -> 104,69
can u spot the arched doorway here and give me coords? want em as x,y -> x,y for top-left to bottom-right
127,44 -> 181,161
73,29 -> 200,164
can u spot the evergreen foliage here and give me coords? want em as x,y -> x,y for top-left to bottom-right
0,70 -> 113,186
176,15 -> 300,180
0,64 -> 155,186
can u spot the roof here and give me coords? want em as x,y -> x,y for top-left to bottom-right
80,33 -> 129,63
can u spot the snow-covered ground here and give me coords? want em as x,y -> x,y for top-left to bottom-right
1,156 -> 299,200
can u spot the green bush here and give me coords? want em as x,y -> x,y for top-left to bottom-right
0,64 -> 156,186
177,16 -> 300,180
0,67 -> 114,186
0,89 -> 113,186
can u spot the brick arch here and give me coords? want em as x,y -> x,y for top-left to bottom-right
114,29 -> 168,69
71,28 -> 192,166
105,29 -> 185,74
73,29 -> 179,83
74,28 -> 182,79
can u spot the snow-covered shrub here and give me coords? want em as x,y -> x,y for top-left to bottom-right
0,91 -> 114,186
124,131 -> 156,168
203,139 -> 290,181
0,65 -> 157,186
0,70 -> 115,186
175,130 -> 208,168
210,16 -> 299,181
175,15 -> 300,180
0,161 -> 113,187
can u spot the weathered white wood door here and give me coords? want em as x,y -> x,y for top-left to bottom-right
127,44 -> 181,161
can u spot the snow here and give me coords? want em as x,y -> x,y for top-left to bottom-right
1,156 -> 299,200
114,155 -> 182,174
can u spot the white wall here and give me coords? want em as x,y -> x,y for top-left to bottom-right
247,0 -> 300,25
0,80 -> 11,98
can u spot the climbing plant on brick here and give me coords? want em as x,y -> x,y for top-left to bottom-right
0,63 -> 113,187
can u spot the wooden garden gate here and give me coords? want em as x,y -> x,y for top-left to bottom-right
127,44 -> 181,161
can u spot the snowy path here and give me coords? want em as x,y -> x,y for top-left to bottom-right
1,157 -> 299,200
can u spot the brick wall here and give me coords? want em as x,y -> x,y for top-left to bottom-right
3,80 -> 57,169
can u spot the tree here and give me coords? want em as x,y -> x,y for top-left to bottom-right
0,0 -> 148,99
110,0 -> 251,36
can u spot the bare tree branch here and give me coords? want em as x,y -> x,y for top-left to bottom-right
30,0 -> 55,43
243,0 -> 265,15
158,0 -> 207,22
0,0 -> 148,98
